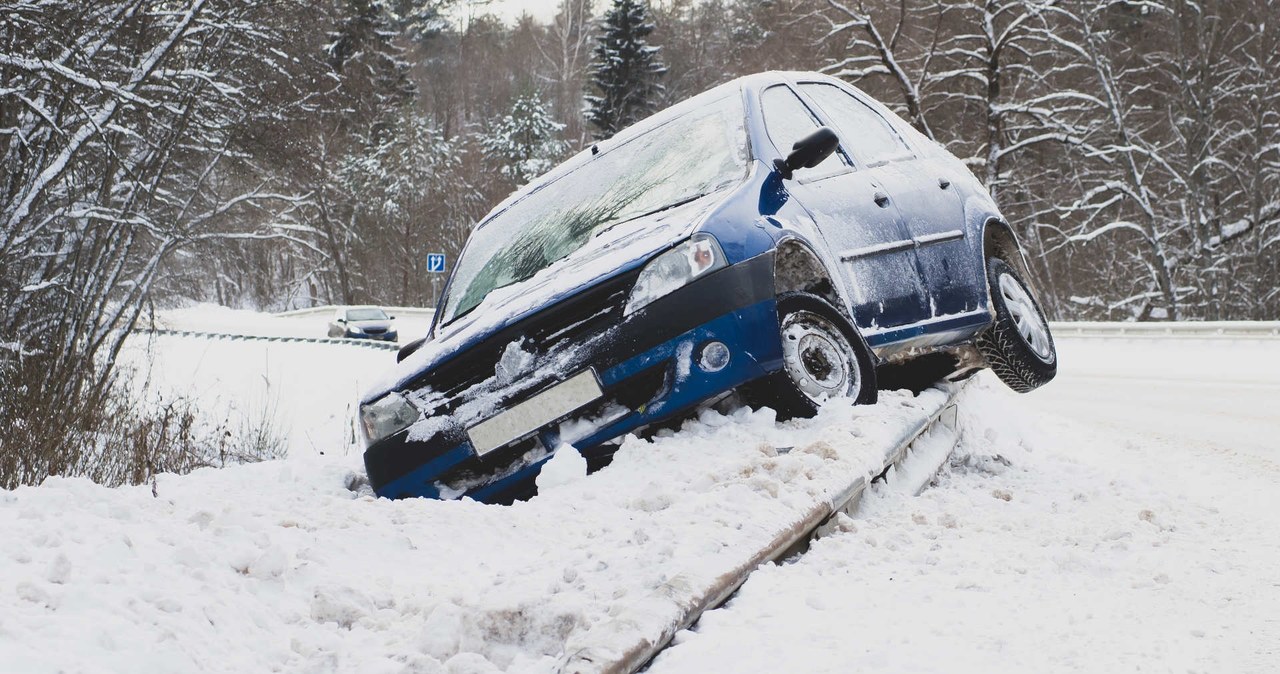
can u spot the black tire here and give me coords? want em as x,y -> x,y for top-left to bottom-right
976,257 -> 1057,392
741,291 -> 877,419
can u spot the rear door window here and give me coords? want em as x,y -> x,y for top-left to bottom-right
800,83 -> 912,167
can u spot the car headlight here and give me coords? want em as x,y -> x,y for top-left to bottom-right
625,234 -> 727,316
360,392 -> 420,443
347,325 -> 364,334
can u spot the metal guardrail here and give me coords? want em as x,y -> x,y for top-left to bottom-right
273,305 -> 436,321
1049,320 -> 1280,338
141,328 -> 400,351
560,383 -> 968,674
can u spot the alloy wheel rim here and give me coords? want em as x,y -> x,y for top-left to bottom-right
781,310 -> 860,404
998,273 -> 1053,361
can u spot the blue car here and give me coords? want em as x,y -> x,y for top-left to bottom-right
359,72 -> 1057,503
328,306 -> 399,342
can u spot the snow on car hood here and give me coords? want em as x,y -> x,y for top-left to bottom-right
362,190 -> 727,404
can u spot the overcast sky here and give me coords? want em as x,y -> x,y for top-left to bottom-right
449,0 -> 565,26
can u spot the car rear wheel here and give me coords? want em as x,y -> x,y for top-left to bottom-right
742,292 -> 877,419
976,257 -> 1057,392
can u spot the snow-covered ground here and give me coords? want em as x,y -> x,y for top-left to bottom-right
120,305 -> 434,458
3,312 -> 1278,673
1,305 -> 956,673
649,336 -> 1280,673
118,329 -> 393,458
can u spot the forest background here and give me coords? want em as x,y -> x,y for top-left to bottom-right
2,0 -> 1276,485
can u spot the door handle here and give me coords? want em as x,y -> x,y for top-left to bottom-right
873,191 -> 890,208
938,177 -> 951,189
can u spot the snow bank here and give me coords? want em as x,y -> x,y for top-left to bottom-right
0,389 -> 950,673
157,304 -> 324,338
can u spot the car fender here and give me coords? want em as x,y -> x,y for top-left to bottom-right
697,161 -> 858,321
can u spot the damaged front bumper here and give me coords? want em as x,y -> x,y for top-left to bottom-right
363,252 -> 780,504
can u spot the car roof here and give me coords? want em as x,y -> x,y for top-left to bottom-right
470,71 -> 864,233
478,72 -> 843,213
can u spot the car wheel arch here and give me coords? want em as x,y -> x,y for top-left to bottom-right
772,238 -> 852,320
981,218 -> 1036,291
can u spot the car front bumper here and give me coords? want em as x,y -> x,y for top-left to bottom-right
363,252 -> 781,503
346,331 -> 398,342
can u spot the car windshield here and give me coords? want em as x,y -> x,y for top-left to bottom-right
439,94 -> 748,325
347,308 -> 388,321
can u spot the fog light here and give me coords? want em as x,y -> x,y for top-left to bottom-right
698,341 -> 730,372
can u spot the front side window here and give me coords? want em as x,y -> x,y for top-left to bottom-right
799,83 -> 912,166
440,95 -> 748,325
760,85 -> 847,174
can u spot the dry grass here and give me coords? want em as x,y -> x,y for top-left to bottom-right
0,355 -> 285,490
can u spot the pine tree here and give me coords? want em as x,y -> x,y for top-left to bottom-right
585,0 -> 667,139
483,93 -> 569,185
326,0 -> 418,140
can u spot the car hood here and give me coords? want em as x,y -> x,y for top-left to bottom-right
362,190 -> 728,403
350,319 -> 392,331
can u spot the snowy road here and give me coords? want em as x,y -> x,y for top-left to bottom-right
1026,336 -> 1280,467
648,336 -> 1280,673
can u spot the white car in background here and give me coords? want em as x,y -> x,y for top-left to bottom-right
327,306 -> 398,342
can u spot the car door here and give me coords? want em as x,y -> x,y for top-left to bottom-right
759,84 -> 929,334
797,81 -> 978,318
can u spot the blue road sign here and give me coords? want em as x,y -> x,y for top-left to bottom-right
427,253 -> 446,273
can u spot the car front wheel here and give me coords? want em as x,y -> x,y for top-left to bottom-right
976,257 -> 1057,392
742,291 -> 877,419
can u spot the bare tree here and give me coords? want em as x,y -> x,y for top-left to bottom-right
823,0 -> 938,138
0,0 -> 307,486
539,0 -> 596,145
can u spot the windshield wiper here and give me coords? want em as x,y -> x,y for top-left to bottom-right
591,188 -> 722,239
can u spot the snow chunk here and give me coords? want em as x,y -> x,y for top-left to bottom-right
535,445 -> 588,492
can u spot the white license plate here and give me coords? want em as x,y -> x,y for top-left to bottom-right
467,370 -> 602,456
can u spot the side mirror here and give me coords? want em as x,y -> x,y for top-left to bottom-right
773,127 -> 840,180
336,318 -> 346,323
397,336 -> 429,363
388,315 -> 396,320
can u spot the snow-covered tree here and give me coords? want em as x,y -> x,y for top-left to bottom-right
585,0 -> 667,139
822,0 -> 937,140
338,116 -> 484,305
483,93 -> 569,185
326,0 -> 420,139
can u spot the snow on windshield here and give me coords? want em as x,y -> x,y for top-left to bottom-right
346,308 -> 388,321
440,95 -> 747,325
